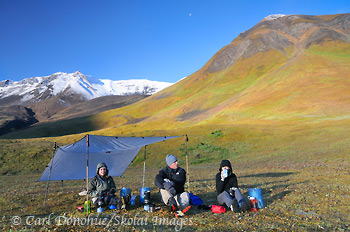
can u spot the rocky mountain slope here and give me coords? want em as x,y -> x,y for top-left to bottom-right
207,14 -> 350,73
48,95 -> 148,121
0,105 -> 38,135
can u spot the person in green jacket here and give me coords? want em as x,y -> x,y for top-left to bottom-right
88,162 -> 119,207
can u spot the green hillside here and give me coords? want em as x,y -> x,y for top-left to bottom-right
52,42 -> 350,131
1,40 -> 350,174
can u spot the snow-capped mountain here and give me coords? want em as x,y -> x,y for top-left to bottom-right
0,71 -> 174,105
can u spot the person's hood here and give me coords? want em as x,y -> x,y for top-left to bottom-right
96,162 -> 109,176
219,159 -> 232,171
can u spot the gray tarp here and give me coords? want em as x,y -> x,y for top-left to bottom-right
39,134 -> 179,181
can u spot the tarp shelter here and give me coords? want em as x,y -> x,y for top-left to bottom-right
39,134 -> 180,181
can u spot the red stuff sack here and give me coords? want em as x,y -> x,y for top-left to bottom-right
211,205 -> 226,213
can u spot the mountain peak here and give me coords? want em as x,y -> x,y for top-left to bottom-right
207,13 -> 350,73
0,79 -> 13,87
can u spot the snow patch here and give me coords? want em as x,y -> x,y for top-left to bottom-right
92,79 -> 173,96
264,14 -> 286,21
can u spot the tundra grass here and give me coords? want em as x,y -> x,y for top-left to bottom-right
0,121 -> 349,231
0,157 -> 349,231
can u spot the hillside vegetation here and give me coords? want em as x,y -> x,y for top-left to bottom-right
2,41 -> 350,140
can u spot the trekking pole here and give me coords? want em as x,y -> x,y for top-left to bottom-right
86,135 -> 90,215
142,145 -> 147,188
43,142 -> 57,206
185,134 -> 190,192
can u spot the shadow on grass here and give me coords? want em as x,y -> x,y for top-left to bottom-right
240,172 -> 298,207
190,172 -> 298,209
0,115 -> 99,139
240,172 -> 296,178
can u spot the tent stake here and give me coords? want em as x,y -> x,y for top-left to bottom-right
86,135 -> 90,215
185,134 -> 190,192
142,145 -> 147,188
43,142 -> 56,206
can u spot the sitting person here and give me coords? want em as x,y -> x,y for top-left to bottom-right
88,162 -> 122,208
155,154 -> 190,211
216,159 -> 249,212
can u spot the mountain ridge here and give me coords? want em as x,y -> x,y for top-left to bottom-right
0,71 -> 173,135
0,71 -> 173,105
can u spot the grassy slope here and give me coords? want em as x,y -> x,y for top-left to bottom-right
77,41 -> 350,132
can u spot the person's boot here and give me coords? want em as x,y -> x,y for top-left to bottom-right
168,197 -> 177,211
109,197 -> 122,210
230,199 -> 240,213
240,201 -> 250,212
181,205 -> 191,214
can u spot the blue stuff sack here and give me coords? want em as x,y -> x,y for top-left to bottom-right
248,188 -> 264,209
189,192 -> 203,205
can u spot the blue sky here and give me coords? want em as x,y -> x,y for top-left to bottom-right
0,0 -> 349,83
